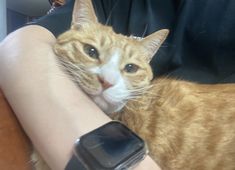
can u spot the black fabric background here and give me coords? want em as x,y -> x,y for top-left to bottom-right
33,0 -> 235,83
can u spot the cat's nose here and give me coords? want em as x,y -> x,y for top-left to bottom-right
98,76 -> 113,90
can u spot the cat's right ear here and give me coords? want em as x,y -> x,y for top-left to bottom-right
71,0 -> 98,29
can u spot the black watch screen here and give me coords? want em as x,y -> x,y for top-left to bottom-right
74,121 -> 147,170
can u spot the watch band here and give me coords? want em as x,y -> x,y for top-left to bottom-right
65,154 -> 87,170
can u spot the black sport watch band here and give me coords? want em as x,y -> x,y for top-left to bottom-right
65,154 -> 87,170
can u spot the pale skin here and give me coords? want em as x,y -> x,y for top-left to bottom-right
0,25 -> 161,170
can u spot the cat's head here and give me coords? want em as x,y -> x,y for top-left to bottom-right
54,0 -> 169,113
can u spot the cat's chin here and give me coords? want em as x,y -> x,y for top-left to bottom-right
84,87 -> 127,113
92,95 -> 125,114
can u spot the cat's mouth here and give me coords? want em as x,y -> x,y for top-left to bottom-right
80,80 -> 110,96
84,83 -> 122,103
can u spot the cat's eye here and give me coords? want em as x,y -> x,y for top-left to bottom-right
124,64 -> 139,73
83,44 -> 99,59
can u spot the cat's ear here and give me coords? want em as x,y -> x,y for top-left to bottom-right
71,0 -> 98,29
141,29 -> 169,62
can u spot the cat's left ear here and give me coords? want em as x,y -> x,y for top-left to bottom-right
71,0 -> 98,29
141,29 -> 169,62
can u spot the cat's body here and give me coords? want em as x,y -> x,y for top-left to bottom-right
33,0 -> 235,169
113,78 -> 235,170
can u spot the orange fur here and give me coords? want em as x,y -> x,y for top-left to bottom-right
113,79 -> 235,170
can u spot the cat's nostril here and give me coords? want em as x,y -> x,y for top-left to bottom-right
98,76 -> 113,90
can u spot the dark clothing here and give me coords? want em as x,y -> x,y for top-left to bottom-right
33,0 -> 235,83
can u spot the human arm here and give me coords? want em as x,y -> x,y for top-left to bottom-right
0,25 -> 161,170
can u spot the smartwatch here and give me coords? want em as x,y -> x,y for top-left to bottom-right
65,121 -> 148,170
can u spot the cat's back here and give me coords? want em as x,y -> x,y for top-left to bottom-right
119,78 -> 235,170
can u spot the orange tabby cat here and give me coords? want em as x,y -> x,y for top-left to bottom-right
34,0 -> 235,169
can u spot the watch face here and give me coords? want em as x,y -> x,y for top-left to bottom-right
77,121 -> 146,169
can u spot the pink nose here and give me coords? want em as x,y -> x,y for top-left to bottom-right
98,76 -> 113,90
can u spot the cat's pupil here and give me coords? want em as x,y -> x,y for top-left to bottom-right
83,44 -> 99,59
124,64 -> 139,73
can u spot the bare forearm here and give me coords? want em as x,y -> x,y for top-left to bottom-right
0,25 -> 161,170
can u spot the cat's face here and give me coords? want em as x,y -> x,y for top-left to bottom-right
54,0 -> 169,113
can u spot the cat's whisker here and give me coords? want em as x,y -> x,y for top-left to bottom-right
127,86 -> 153,97
105,0 -> 120,25
54,74 -> 82,85
56,59 -> 94,86
57,57 -> 87,73
52,64 -> 85,85
141,24 -> 148,38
